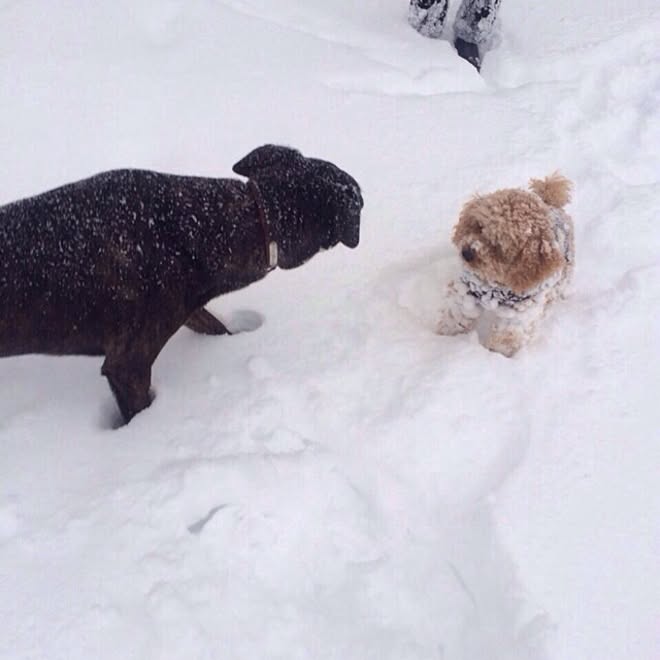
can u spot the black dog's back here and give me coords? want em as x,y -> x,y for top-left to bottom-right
0,170 -> 249,356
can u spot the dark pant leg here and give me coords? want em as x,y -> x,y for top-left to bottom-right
408,0 -> 449,39
454,0 -> 502,46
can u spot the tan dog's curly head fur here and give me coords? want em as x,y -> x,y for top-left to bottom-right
452,173 -> 572,293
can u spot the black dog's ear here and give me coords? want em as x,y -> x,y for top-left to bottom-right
332,180 -> 363,248
305,158 -> 363,249
232,144 -> 303,177
320,175 -> 363,249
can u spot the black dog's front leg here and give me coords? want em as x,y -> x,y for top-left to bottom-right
101,355 -> 154,424
184,307 -> 232,335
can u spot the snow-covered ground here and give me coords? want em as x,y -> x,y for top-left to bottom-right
1,1 -> 659,658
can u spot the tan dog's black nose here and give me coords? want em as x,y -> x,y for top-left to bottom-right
461,246 -> 476,262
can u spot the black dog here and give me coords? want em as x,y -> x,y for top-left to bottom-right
0,145 -> 363,423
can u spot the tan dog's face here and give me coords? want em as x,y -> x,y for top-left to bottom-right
452,188 -> 564,293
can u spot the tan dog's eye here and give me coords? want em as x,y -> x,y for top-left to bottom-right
461,245 -> 476,262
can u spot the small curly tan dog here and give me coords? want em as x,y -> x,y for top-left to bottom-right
437,173 -> 574,356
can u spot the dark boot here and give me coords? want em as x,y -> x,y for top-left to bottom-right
454,36 -> 481,70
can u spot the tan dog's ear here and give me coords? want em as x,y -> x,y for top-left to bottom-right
529,173 -> 572,208
507,229 -> 565,292
451,197 -> 483,248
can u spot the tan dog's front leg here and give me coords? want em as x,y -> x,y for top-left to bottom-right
483,309 -> 540,357
483,320 -> 525,357
436,280 -> 480,336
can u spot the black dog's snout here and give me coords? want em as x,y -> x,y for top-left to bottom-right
461,246 -> 476,262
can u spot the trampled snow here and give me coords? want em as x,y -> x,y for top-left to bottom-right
1,1 -> 658,659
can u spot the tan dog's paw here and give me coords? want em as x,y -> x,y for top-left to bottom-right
482,329 -> 525,357
436,280 -> 479,336
436,315 -> 476,336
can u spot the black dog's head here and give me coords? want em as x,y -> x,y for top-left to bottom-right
233,145 -> 363,269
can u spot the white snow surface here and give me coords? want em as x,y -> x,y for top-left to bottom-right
1,1 -> 659,659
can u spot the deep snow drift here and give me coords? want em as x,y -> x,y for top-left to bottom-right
1,1 -> 659,659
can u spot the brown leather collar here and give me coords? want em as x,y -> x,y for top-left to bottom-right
247,179 -> 278,270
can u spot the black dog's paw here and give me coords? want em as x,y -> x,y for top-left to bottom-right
185,308 -> 232,335
98,399 -> 129,431
225,309 -> 264,334
186,308 -> 263,336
